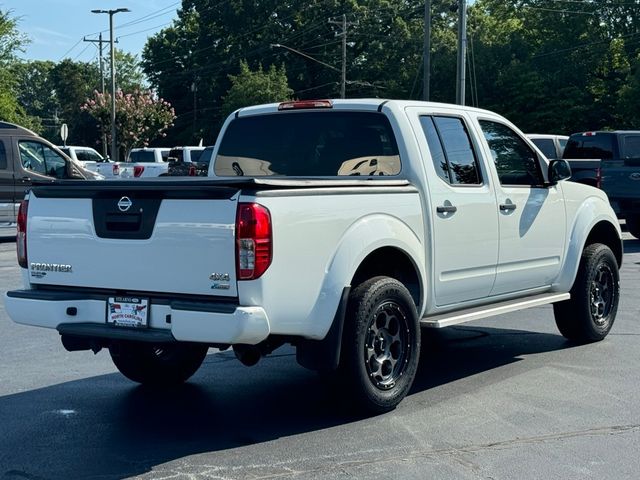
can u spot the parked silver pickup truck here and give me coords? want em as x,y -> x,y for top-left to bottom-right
5,100 -> 622,412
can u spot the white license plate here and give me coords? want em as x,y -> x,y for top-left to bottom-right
107,297 -> 149,328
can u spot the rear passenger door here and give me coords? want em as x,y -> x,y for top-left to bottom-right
476,119 -> 566,295
408,109 -> 499,307
0,138 -> 15,223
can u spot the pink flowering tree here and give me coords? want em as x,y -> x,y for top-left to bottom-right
82,90 -> 175,161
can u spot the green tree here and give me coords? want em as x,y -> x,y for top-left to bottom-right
82,90 -> 176,161
10,60 -> 60,139
49,59 -> 101,146
221,61 -> 292,118
0,9 -> 38,129
106,49 -> 146,93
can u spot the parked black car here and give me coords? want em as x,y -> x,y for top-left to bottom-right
167,146 -> 211,176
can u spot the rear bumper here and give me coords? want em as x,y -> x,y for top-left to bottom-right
4,289 -> 270,345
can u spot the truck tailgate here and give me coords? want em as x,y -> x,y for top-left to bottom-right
26,183 -> 240,297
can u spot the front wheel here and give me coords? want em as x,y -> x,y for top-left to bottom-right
554,243 -> 619,342
109,341 -> 208,385
339,276 -> 420,414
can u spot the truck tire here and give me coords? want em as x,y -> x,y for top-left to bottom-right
339,276 -> 420,413
553,243 -> 619,342
626,216 -> 640,239
109,341 -> 208,385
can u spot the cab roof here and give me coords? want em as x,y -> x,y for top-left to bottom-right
0,121 -> 38,137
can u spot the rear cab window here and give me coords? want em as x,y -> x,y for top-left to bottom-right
563,133 -> 615,160
168,149 -> 184,162
214,111 -> 401,176
128,151 -> 156,163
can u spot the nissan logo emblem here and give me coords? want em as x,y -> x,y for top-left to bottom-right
117,196 -> 133,212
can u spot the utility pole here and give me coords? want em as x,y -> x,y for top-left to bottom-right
191,79 -> 198,140
423,0 -> 431,101
455,0 -> 467,105
329,14 -> 355,99
83,33 -> 118,159
91,8 -> 130,162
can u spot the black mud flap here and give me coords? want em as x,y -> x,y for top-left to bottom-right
296,287 -> 350,372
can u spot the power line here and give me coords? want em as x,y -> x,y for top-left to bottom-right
59,37 -> 83,61
71,42 -> 92,62
522,6 -> 596,15
118,21 -> 174,39
546,0 -> 640,6
531,31 -> 640,59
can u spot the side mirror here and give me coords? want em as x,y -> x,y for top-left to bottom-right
548,159 -> 571,185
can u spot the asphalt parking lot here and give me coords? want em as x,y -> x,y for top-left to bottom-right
0,233 -> 639,480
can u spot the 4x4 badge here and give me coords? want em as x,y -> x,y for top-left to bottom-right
118,196 -> 132,212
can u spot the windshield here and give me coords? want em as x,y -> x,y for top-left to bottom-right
215,111 -> 401,176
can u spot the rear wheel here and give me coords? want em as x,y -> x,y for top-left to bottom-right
626,216 -> 640,239
339,276 -> 420,414
554,243 -> 619,342
109,341 -> 208,385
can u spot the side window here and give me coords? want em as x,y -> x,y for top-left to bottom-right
75,150 -> 90,161
479,120 -> 544,187
420,115 -> 482,185
86,150 -> 103,162
0,140 -> 7,169
43,145 -> 68,178
19,141 -> 68,178
622,135 -> 640,159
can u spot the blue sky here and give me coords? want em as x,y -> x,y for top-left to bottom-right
4,0 -> 179,62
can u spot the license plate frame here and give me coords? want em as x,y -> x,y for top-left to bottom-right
106,297 -> 149,328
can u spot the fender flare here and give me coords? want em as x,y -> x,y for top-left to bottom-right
553,197 -> 622,292
296,214 -> 425,370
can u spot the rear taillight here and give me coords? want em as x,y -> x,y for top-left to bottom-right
236,203 -> 272,280
17,200 -> 28,268
112,164 -> 120,175
188,164 -> 196,176
596,167 -> 602,189
133,165 -> 145,177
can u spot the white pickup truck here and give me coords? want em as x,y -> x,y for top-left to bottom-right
4,99 -> 622,412
118,147 -> 170,178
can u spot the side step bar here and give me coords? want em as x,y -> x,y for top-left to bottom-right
421,292 -> 570,329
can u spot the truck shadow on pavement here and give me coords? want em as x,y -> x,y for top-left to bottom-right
0,326 -> 575,480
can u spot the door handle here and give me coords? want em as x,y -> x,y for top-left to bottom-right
436,205 -> 457,214
499,203 -> 517,212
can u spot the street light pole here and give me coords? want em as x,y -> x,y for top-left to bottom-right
91,8 -> 130,161
423,0 -> 431,101
455,0 -> 467,105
